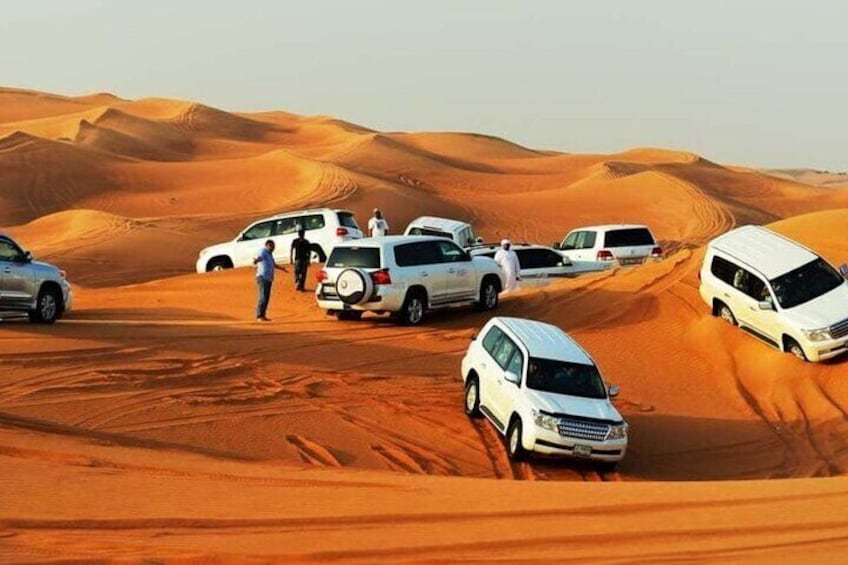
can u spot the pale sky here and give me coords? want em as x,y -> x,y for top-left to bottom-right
2,0 -> 846,170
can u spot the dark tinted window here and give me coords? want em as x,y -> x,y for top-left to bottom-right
603,228 -> 654,248
337,212 -> 360,229
482,326 -> 505,355
394,241 -> 442,267
408,227 -> 452,239
0,239 -> 23,261
436,241 -> 468,263
527,358 -> 606,399
492,336 -> 518,369
326,247 -> 381,269
516,249 -> 562,269
712,256 -> 769,301
242,221 -> 274,240
771,259 -> 844,309
710,255 -> 738,286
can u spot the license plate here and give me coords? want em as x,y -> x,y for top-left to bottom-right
574,445 -> 592,457
620,258 -> 643,265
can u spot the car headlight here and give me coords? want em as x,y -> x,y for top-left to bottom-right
532,409 -> 559,432
607,423 -> 628,440
802,328 -> 832,342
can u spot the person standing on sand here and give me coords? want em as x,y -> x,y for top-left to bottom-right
253,240 -> 287,322
494,238 -> 521,293
290,228 -> 312,292
368,208 -> 389,238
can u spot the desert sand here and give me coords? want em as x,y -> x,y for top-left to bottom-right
1,85 -> 848,562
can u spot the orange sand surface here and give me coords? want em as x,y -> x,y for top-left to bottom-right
1,86 -> 848,563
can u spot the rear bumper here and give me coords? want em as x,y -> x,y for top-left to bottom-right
316,284 -> 405,313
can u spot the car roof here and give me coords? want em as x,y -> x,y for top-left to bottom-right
569,224 -> 650,233
709,225 -> 818,279
265,208 -> 350,220
334,235 -> 453,247
495,317 -> 594,365
405,216 -> 471,232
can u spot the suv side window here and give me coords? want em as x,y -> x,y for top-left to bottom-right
492,336 -> 518,369
303,214 -> 326,231
711,255 -> 739,286
0,239 -> 23,261
482,326 -> 505,355
576,231 -> 597,249
712,255 -> 769,301
394,241 -> 441,267
274,217 -> 299,235
506,348 -> 524,379
436,241 -> 468,263
242,221 -> 274,241
562,232 -> 579,249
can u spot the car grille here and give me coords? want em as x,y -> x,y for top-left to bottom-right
831,317 -> 848,339
557,417 -> 611,442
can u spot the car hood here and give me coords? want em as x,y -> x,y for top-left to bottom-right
525,388 -> 623,423
781,282 -> 848,329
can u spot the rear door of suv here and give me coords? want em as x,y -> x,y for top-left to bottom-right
394,240 -> 449,305
601,228 -> 656,265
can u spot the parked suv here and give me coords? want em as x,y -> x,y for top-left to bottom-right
196,208 -> 363,272
0,234 -> 73,323
316,235 -> 503,324
403,216 -> 480,248
554,224 -> 662,266
700,225 -> 848,362
462,317 -> 628,468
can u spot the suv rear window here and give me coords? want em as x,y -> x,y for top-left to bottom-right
603,228 -> 654,248
408,227 -> 452,239
326,247 -> 381,269
337,212 -> 360,229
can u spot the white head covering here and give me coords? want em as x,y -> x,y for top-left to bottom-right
501,238 -> 511,248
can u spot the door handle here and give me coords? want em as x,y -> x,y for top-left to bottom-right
448,268 -> 456,274
722,293 -> 730,298
480,363 -> 487,369
420,272 -> 429,277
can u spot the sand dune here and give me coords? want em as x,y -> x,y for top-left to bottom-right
2,87 -> 848,562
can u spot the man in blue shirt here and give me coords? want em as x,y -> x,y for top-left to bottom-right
252,240 -> 287,322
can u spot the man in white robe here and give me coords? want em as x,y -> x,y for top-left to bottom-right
494,239 -> 521,292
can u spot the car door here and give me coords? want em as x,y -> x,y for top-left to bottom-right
408,241 -> 449,306
486,333 -> 522,428
234,220 -> 276,267
0,238 -> 35,307
733,270 -> 781,347
271,216 -> 303,263
436,240 -> 476,302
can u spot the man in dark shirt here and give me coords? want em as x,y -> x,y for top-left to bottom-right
290,229 -> 312,292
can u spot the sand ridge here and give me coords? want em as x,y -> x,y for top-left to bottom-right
1,87 -> 848,562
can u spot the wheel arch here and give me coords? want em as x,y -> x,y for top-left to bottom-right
206,255 -> 234,271
38,280 -> 65,312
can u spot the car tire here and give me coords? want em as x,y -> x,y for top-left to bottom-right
597,461 -> 618,473
506,417 -> 527,461
335,310 -> 363,321
464,377 -> 482,418
716,301 -> 736,326
207,257 -> 232,272
397,290 -> 426,326
337,268 -> 373,306
29,286 -> 61,324
785,337 -> 808,362
476,276 -> 500,312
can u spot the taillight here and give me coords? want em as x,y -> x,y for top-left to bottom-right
651,246 -> 663,258
597,250 -> 614,261
336,227 -> 349,237
371,269 -> 392,285
316,269 -> 328,282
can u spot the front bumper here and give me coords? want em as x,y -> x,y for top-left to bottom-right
527,426 -> 627,462
803,336 -> 848,362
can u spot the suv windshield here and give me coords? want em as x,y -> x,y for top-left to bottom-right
526,358 -> 606,399
770,258 -> 844,309
326,247 -> 381,269
337,212 -> 360,229
603,228 -> 654,248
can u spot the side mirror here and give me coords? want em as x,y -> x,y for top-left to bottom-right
23,251 -> 33,262
608,384 -> 620,398
840,263 -> 848,277
552,242 -> 562,250
470,332 -> 478,342
757,300 -> 774,311
504,371 -> 520,385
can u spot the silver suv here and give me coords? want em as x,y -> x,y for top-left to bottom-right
0,234 -> 72,323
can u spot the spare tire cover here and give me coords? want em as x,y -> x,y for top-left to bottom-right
336,268 -> 373,305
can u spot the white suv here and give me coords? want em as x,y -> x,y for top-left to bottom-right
700,225 -> 848,362
316,235 -> 503,324
554,224 -> 662,266
462,317 -> 628,468
196,208 -> 363,272
403,216 -> 480,248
